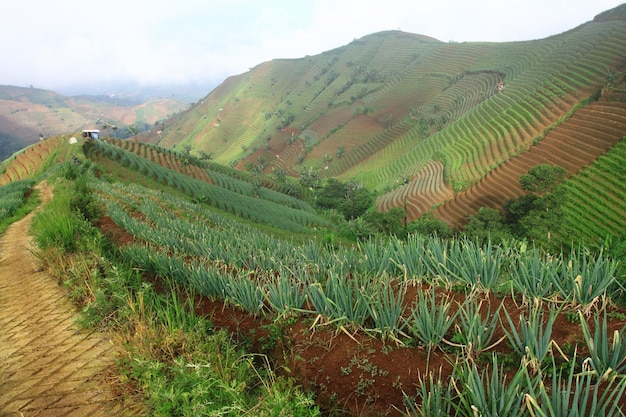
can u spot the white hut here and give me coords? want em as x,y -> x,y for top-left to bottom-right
82,129 -> 100,139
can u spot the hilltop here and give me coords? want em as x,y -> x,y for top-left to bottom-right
0,84 -> 187,160
145,4 -> 626,238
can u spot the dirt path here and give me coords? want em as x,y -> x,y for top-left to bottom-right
0,183 -> 142,416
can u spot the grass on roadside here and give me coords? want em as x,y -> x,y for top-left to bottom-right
29,165 -> 321,416
0,179 -> 39,235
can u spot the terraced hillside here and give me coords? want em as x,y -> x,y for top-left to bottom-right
149,4 -> 626,234
434,90 -> 626,227
561,135 -> 626,244
375,160 -> 453,220
0,136 -> 69,186
84,139 -> 327,233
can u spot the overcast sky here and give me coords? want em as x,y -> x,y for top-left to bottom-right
1,0 -> 623,95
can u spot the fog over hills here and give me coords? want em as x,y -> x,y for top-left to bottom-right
0,84 -> 188,160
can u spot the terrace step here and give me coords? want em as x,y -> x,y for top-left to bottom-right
433,98 -> 626,227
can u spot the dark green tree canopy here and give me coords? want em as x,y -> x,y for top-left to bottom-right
315,178 -> 373,220
519,164 -> 566,194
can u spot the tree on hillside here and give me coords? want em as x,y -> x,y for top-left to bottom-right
299,166 -> 320,189
315,178 -> 346,210
182,144 -> 194,165
409,212 -> 454,238
345,181 -> 372,220
503,187 -> 567,251
463,207 -> 512,244
315,178 -> 373,221
271,167 -> 287,183
503,194 -> 540,236
519,164 -> 566,194
362,208 -> 406,236
127,124 -> 138,142
101,123 -> 111,138
198,150 -> 213,161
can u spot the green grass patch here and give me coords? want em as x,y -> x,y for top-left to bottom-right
0,179 -> 38,234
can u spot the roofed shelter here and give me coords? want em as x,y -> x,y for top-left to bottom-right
82,129 -> 100,139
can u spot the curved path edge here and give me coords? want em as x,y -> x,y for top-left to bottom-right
0,182 -> 142,417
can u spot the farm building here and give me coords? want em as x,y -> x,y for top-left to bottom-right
82,130 -> 100,140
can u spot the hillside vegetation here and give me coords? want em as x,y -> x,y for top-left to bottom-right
1,130 -> 625,416
2,4 -> 626,416
149,4 -> 626,239
0,85 -> 187,160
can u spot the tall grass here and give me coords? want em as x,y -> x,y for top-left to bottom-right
0,179 -> 36,233
31,183 -> 91,253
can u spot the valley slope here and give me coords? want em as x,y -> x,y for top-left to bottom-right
148,4 -> 626,235
0,85 -> 187,160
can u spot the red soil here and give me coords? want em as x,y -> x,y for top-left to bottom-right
98,217 -> 626,416
376,161 -> 454,220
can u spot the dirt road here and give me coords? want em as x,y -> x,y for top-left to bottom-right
0,183 -> 142,416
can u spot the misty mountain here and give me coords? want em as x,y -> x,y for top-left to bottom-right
0,84 -> 188,160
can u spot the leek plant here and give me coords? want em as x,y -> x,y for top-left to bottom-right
502,304 -> 560,374
224,271 -> 266,316
188,263 -> 228,300
366,278 -> 407,343
452,356 -> 529,417
404,288 -> 457,369
263,273 -> 307,319
508,249 -> 558,305
358,237 -> 393,277
306,273 -> 372,331
580,309 -> 626,380
425,238 -> 460,288
552,248 -> 617,312
450,239 -> 503,293
452,298 -> 504,361
403,369 -> 455,417
390,234 -> 429,283
525,353 -> 626,417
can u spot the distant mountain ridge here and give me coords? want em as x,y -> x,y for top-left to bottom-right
0,84 -> 187,160
147,3 -> 626,228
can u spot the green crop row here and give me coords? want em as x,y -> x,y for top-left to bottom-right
91,165 -> 626,415
205,168 -> 315,212
0,179 -> 34,222
87,141 -> 329,232
96,180 -> 621,313
562,138 -> 626,243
